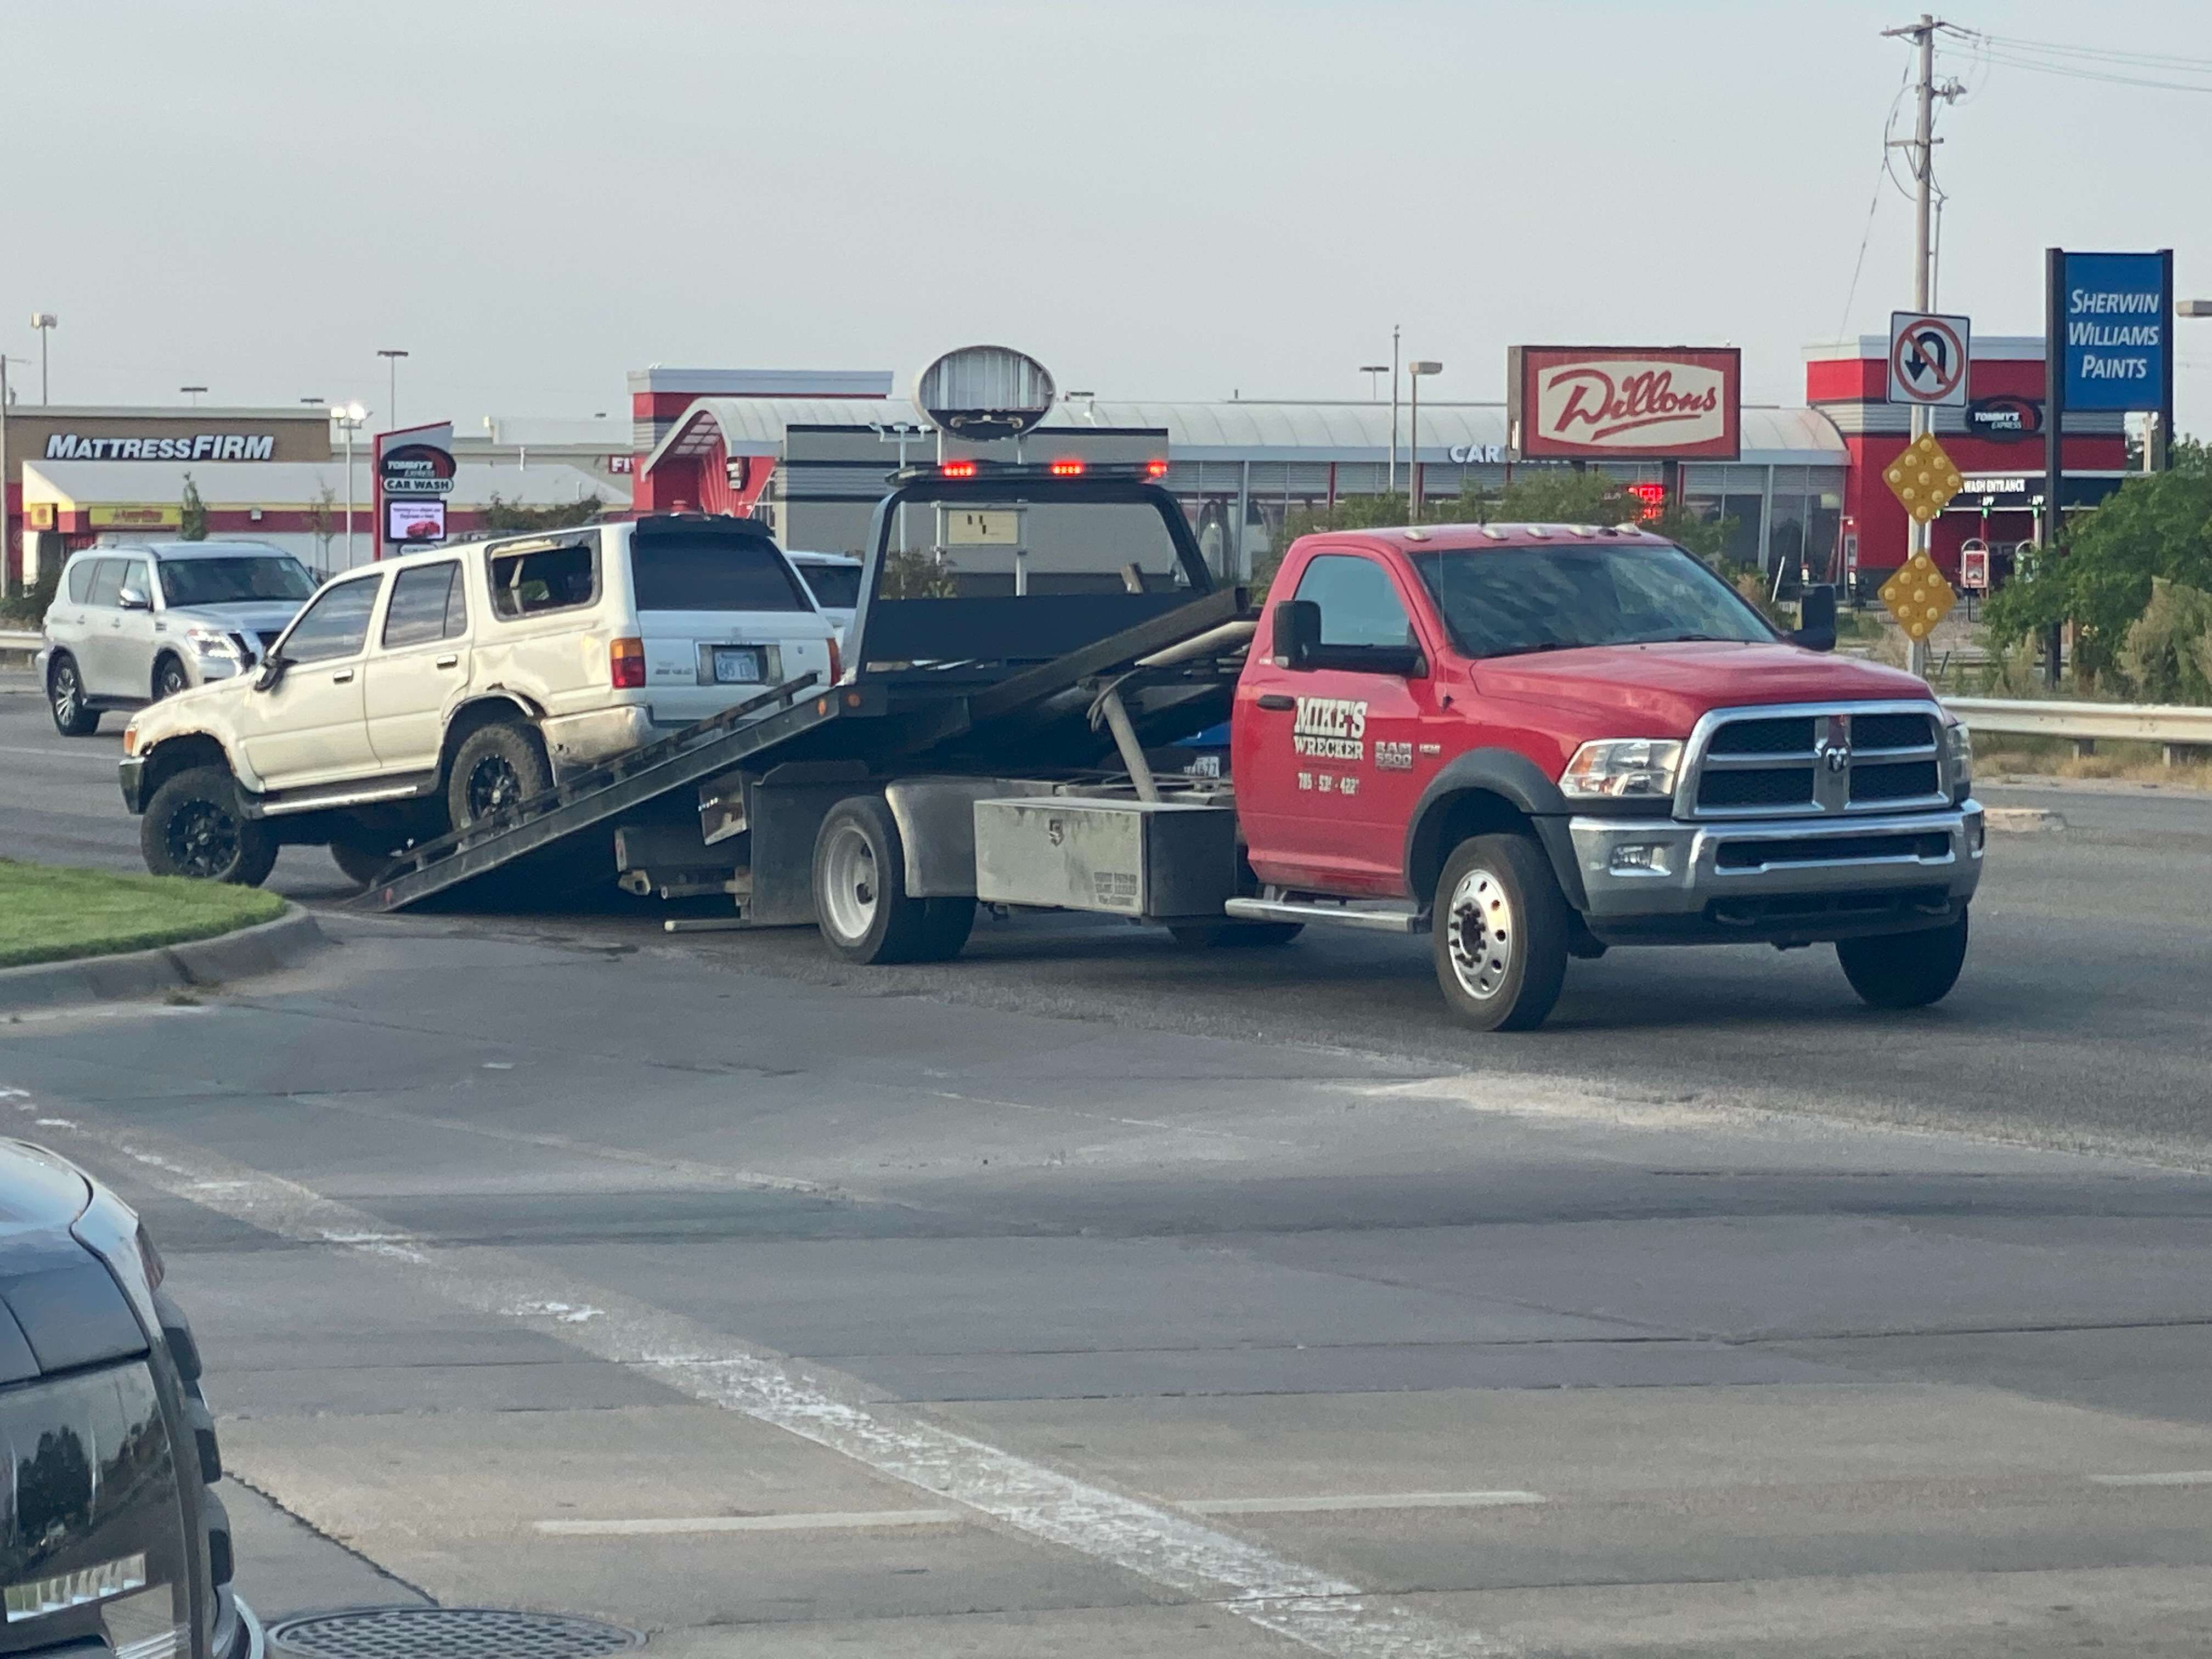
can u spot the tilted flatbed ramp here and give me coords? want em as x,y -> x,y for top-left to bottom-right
346,571 -> 1242,915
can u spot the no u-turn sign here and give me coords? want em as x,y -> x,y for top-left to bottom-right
1889,312 -> 1972,407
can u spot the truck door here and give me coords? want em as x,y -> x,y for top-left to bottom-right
364,560 -> 470,774
1235,550 -> 1437,896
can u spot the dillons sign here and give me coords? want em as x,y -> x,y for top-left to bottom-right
44,432 -> 275,461
1508,347 -> 1742,461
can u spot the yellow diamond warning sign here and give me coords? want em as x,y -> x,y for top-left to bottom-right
1878,551 -> 1957,642
1882,432 -> 1965,524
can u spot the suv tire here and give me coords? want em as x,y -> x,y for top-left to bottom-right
1430,833 -> 1570,1032
48,654 -> 99,736
1837,910 -> 1970,1009
141,765 -> 278,887
812,795 -> 974,965
153,654 -> 190,701
329,837 -> 398,888
448,720 -> 551,832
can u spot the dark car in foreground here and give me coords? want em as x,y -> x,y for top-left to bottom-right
0,1141 -> 257,1657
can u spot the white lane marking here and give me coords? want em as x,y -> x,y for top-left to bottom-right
926,1089 -> 1306,1150
2090,1470 -> 2212,1486
1,1091 -> 1500,1659
0,744 -> 118,763
1183,1492 -> 1546,1516
535,1509 -> 964,1536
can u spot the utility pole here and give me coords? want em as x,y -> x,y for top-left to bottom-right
1882,13 -> 1956,680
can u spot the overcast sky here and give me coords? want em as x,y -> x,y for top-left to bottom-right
8,0 -> 2212,434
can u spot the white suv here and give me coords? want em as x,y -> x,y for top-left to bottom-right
38,541 -> 320,734
118,515 -> 839,887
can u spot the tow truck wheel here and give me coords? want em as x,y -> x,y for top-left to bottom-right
812,795 -> 972,965
1431,834 -> 1569,1032
1836,909 -> 1970,1009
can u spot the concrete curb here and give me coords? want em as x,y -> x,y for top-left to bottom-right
0,904 -> 328,1014
1984,806 -> 2066,833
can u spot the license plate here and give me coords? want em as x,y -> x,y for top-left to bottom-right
712,647 -> 763,684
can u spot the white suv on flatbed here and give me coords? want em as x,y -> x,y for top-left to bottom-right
118,514 -> 839,886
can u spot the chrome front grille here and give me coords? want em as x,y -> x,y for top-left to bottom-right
1684,702 -> 1948,819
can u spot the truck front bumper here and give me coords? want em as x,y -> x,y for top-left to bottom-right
119,754 -> 150,814
1567,801 -> 1985,945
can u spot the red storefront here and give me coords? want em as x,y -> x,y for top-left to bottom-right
1805,335 -> 2130,585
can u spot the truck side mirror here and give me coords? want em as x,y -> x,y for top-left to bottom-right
1272,599 -> 1320,670
253,653 -> 288,692
1790,584 -> 1837,653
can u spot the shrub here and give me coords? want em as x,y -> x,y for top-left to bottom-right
2117,578 -> 2212,704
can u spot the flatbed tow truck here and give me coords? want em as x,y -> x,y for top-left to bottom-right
351,455 -> 1984,1032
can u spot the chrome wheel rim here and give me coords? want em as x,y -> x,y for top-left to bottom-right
1445,865 -> 1515,1001
820,822 -> 879,944
51,665 -> 79,724
166,799 -> 240,879
464,755 -> 522,821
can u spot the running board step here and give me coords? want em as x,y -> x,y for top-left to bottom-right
1223,897 -> 1430,934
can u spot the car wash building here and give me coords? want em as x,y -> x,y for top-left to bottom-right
1804,334 -> 2130,585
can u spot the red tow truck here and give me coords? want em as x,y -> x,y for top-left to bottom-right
349,460 -> 1983,1033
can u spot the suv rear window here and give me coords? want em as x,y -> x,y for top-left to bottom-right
489,540 -> 597,620
628,526 -> 810,612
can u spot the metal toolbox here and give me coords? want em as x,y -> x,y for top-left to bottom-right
973,796 -> 1238,921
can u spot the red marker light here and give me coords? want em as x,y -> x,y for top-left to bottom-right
1144,459 -> 1169,478
1048,459 -> 1086,477
940,459 -> 978,478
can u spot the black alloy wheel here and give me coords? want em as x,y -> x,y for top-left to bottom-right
165,798 -> 245,881
154,656 -> 189,699
464,754 -> 526,822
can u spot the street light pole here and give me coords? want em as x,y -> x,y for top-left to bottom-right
377,349 -> 409,430
1388,325 -> 1401,500
1407,362 -> 1443,523
331,402 -> 366,569
1358,364 -> 1388,402
29,314 -> 57,404
180,386 -> 206,408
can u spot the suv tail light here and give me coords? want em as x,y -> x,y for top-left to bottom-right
827,635 -> 843,684
610,636 -> 646,689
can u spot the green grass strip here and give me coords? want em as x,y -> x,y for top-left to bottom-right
0,860 -> 285,969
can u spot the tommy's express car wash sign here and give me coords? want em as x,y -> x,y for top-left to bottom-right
1508,347 -> 1741,461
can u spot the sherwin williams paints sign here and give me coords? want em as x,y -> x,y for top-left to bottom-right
2058,251 -> 2171,411
1507,347 -> 1741,460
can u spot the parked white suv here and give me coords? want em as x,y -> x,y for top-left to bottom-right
118,515 -> 839,887
37,541 -> 320,735
785,550 -> 863,641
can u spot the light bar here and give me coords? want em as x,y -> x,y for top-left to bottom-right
1047,459 -> 1086,477
939,460 -> 979,478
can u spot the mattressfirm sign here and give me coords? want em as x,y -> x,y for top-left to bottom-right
1508,347 -> 1740,460
2059,250 -> 2171,412
44,432 -> 275,461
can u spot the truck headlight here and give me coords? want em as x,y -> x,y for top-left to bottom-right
1944,720 -> 1972,793
1560,738 -> 1683,801
184,625 -> 240,661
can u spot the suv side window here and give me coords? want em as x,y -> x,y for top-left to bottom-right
488,540 -> 596,620
65,560 -> 97,603
84,559 -> 125,608
282,575 -> 383,663
1293,554 -> 1417,648
381,562 -> 466,648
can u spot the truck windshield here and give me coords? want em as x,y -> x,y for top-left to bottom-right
628,525 -> 812,612
1406,543 -> 1776,658
157,556 -> 317,606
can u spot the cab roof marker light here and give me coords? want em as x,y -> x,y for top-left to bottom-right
1567,524 -> 1595,537
1144,459 -> 1169,478
939,460 -> 978,478
1479,525 -> 1508,540
1047,459 -> 1086,477
1526,525 -> 1551,539
1403,528 -> 1431,541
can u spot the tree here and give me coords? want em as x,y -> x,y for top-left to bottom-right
878,546 -> 958,599
305,481 -> 337,573
179,475 -> 208,541
476,493 -> 605,535
1983,436 -> 2212,686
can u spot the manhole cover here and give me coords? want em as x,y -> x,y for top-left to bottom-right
267,1606 -> 645,1658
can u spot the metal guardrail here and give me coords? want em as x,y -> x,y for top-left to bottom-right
0,630 -> 41,654
1945,696 -> 2212,753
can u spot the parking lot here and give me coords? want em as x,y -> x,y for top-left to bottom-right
7,672 -> 2212,1656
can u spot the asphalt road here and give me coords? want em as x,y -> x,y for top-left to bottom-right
7,675 -> 2212,1656
8,676 -> 2210,1166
